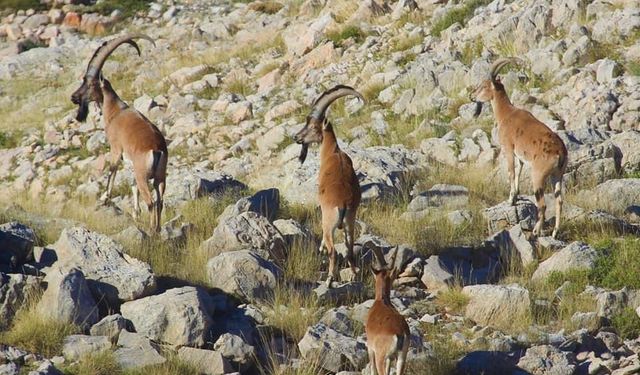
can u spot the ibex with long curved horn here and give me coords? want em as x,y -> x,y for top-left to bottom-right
365,246 -> 410,375
71,34 -> 168,232
293,85 -> 363,286
471,58 -> 568,238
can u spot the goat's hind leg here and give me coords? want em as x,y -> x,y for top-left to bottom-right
550,172 -> 563,239
343,208 -> 358,281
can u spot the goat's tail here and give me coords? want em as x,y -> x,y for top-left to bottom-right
151,150 -> 164,176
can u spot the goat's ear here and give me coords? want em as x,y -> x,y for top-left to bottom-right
322,118 -> 330,130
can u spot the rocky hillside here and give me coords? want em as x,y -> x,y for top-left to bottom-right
1,0 -> 640,374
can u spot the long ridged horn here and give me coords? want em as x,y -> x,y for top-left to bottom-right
84,33 -> 155,80
489,57 -> 520,83
389,246 -> 399,271
309,85 -> 364,120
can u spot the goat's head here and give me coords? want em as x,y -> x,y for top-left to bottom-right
470,58 -> 521,112
370,245 -> 400,294
71,33 -> 155,122
293,85 -> 364,164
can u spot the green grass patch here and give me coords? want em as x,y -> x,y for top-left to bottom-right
431,0 -> 492,37
590,237 -> 640,290
0,0 -> 45,11
327,25 -> 367,48
611,307 -> 640,340
63,351 -> 122,375
0,130 -> 24,149
84,0 -> 151,18
264,284 -> 324,342
2,307 -> 80,357
123,356 -> 199,375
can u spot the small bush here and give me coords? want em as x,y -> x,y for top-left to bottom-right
611,307 -> 640,340
0,130 -> 23,149
248,0 -> 284,14
437,287 -> 470,314
431,0 -> 492,37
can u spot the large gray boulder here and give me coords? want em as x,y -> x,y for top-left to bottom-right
0,222 -> 36,270
206,250 -> 280,304
590,179 -> 640,212
0,273 -> 41,330
462,284 -> 530,326
217,189 -> 280,222
114,331 -> 165,370
517,345 -> 577,375
298,323 -> 368,373
177,347 -> 233,375
62,335 -> 111,361
408,184 -> 469,211
532,242 -> 598,281
201,212 -> 286,262
49,227 -> 156,305
36,268 -> 99,329
120,286 -> 213,347
421,247 -> 500,291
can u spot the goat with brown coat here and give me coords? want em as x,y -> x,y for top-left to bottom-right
293,85 -> 363,286
365,247 -> 411,375
471,58 -> 568,238
71,34 -> 168,232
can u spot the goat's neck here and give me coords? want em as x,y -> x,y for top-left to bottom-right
101,87 -> 128,125
491,89 -> 514,128
320,122 -> 340,160
374,280 -> 392,305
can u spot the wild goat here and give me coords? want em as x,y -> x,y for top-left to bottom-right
365,246 -> 410,375
293,85 -> 363,286
471,58 -> 568,238
71,34 -> 168,232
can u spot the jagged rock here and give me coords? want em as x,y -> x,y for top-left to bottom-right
163,169 -> 246,207
532,242 -> 597,281
298,323 -> 368,373
120,286 -> 213,347
177,347 -> 233,375
48,227 -> 156,305
462,284 -> 530,326
408,184 -> 469,211
421,246 -> 500,290
206,250 -> 280,304
62,335 -> 111,361
283,13 -> 335,56
90,314 -> 128,342
0,273 -> 41,330
483,200 -> 538,233
589,179 -> 640,212
517,345 -> 577,375
114,331 -> 165,369
314,282 -> 366,305
213,333 -> 255,371
36,268 -> 99,329
0,221 -> 36,269
217,189 -> 280,223
202,211 -> 286,262
273,219 -> 314,247
320,306 -> 357,336
0,363 -> 19,375
486,224 -> 536,267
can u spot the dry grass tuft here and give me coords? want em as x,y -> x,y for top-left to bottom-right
264,283 -> 324,342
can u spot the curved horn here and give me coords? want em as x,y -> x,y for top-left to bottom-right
489,57 -> 520,83
84,33 -> 156,80
309,85 -> 364,120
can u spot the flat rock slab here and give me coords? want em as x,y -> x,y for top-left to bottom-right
114,331 -> 165,370
314,282 -> 367,305
462,284 -> 530,327
532,242 -> 597,281
483,200 -> 537,233
177,347 -> 233,375
62,335 -> 111,361
298,323 -> 368,373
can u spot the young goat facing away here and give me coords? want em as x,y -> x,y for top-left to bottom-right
471,58 -> 568,238
365,247 -> 410,375
293,85 -> 364,287
71,34 -> 168,232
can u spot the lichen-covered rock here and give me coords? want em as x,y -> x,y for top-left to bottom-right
517,345 -> 577,375
206,250 -> 280,304
298,323 -> 368,373
49,227 -> 156,306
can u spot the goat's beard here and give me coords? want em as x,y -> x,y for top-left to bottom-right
472,101 -> 483,117
75,100 -> 89,122
298,143 -> 309,164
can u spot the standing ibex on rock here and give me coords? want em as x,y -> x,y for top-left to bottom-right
365,246 -> 410,375
471,58 -> 568,238
71,34 -> 168,232
293,85 -> 363,286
